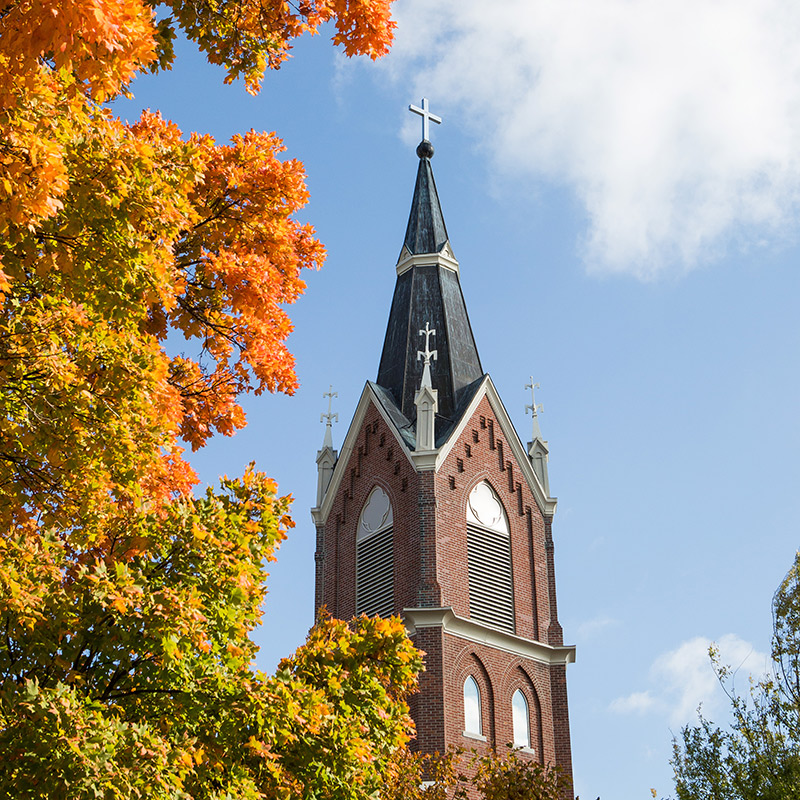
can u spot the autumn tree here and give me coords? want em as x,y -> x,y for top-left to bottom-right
672,552 -> 800,800
0,0 -> 395,531
1,472 -> 422,797
0,0 -> 419,797
382,746 -> 566,800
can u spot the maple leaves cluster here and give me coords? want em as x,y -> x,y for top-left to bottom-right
0,0 -> 395,529
0,7 -> 345,529
0,0 -> 420,797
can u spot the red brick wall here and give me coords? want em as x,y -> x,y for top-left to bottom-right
434,396 -> 557,643
442,633 -> 555,763
316,404 -> 427,618
314,392 -> 573,792
408,626 -> 446,756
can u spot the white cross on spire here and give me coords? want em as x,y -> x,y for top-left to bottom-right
418,322 -> 438,366
409,97 -> 442,142
417,322 -> 438,388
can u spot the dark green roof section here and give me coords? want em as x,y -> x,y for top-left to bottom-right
368,382 -> 417,450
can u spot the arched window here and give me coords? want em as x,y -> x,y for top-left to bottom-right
463,676 -> 482,735
466,482 -> 515,632
355,487 -> 394,617
512,689 -> 531,749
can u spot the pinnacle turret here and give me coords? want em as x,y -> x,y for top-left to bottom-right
315,387 -> 338,508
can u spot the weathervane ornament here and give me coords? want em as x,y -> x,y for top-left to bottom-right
525,377 -> 544,441
409,97 -> 442,143
320,385 -> 338,449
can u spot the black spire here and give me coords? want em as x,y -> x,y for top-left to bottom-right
376,143 -> 483,434
402,143 -> 449,254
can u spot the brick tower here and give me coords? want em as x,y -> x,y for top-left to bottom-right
311,104 -> 575,787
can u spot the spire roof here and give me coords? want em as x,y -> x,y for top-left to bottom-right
402,146 -> 449,255
376,142 -> 483,436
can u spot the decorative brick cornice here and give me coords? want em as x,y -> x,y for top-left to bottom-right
435,376 -> 557,517
403,607 -> 575,666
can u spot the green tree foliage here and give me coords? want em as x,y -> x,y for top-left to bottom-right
672,553 -> 800,800
0,466 -> 422,798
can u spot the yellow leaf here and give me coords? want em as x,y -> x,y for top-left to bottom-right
112,597 -> 127,613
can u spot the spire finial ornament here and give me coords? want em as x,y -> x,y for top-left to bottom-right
417,322 -> 438,388
525,377 -> 544,441
321,385 -> 338,450
525,378 -> 550,495
409,98 -> 442,157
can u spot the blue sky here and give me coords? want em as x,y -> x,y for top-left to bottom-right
116,3 -> 800,796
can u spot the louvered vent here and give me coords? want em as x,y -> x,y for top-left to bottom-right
465,481 -> 515,633
467,524 -> 515,633
356,486 -> 394,617
356,527 -> 394,617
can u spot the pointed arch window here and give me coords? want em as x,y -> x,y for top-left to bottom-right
356,487 -> 394,617
463,676 -> 482,736
512,689 -> 531,749
466,482 -> 515,633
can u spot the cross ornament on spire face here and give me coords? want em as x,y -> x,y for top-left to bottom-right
321,385 -> 338,427
409,98 -> 442,142
417,322 -> 438,367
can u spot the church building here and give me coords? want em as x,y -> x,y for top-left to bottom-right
310,100 -> 575,790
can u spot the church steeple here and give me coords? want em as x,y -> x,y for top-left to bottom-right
376,104 -> 483,436
313,100 -> 574,791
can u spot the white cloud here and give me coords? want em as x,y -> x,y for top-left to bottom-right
609,690 -> 657,714
383,0 -> 800,278
577,614 -> 618,639
610,634 -> 770,726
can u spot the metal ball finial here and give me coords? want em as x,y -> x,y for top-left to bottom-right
416,140 -> 435,159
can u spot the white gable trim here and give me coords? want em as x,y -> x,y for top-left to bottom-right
404,607 -> 576,667
311,376 -> 557,525
310,383 -> 415,527
435,376 -> 557,517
